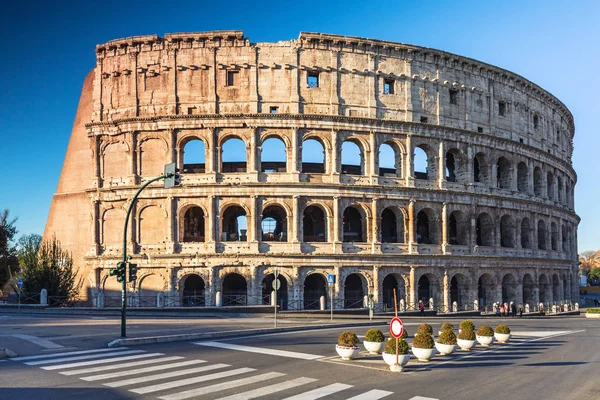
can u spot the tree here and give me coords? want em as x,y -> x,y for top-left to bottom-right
0,209 -> 18,289
578,250 -> 600,278
19,235 -> 82,301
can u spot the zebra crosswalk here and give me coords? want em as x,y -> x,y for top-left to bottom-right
8,347 -> 398,399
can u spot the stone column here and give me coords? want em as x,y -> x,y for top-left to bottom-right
331,130 -> 339,176
249,128 -> 259,173
166,196 -> 176,254
92,136 -> 101,188
408,199 -> 415,253
442,270 -> 450,313
557,219 -> 563,253
409,266 -> 416,307
405,135 -> 415,187
371,197 -> 380,253
441,202 -> 448,253
292,195 -> 300,244
207,195 -> 216,244
438,141 -> 446,187
332,196 -> 341,253
333,265 -> 342,309
528,161 -> 534,195
372,265 -> 380,307
290,128 -> 300,178
206,128 -> 216,174
127,131 -> 137,184
466,146 -> 473,184
369,130 -> 377,181
249,195 -> 258,243
91,200 -> 100,255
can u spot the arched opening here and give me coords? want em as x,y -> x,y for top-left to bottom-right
478,273 -> 495,307
303,205 -> 327,242
183,139 -> 206,173
557,177 -> 564,203
496,157 -> 512,189
500,215 -> 514,248
222,273 -> 247,306
417,274 -> 439,307
502,274 -> 517,304
537,220 -> 546,250
262,273 -> 288,310
344,273 -> 365,309
534,167 -> 543,196
382,274 -> 405,310
517,162 -> 529,192
304,274 -> 327,310
521,218 -> 531,249
445,149 -> 465,183
414,146 -> 429,180
417,209 -> 437,244
448,210 -> 468,245
523,274 -> 535,307
381,207 -> 402,243
261,205 -> 287,242
445,151 -> 456,182
562,225 -> 568,253
539,274 -> 550,304
379,143 -> 401,177
476,213 -> 494,246
183,207 -> 205,242
562,273 -> 568,301
450,273 -> 469,309
551,222 -> 558,251
301,139 -> 325,173
221,205 -> 247,242
343,206 -> 364,242
473,152 -> 489,184
261,137 -> 287,172
138,274 -> 163,300
547,171 -> 555,199
221,137 -> 247,173
183,274 -> 205,306
552,274 -> 560,302
341,140 -> 363,175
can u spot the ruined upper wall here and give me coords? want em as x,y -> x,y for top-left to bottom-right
92,31 -> 574,158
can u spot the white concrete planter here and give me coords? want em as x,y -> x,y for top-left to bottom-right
411,346 -> 436,361
335,345 -> 360,360
476,335 -> 494,346
382,352 -> 411,368
494,333 -> 511,343
585,313 -> 600,319
434,342 -> 455,355
457,338 -> 476,351
363,340 -> 385,354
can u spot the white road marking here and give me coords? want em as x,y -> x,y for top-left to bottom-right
195,341 -> 323,360
60,356 -> 185,375
214,377 -> 318,400
511,330 -> 573,337
346,389 -> 394,399
41,352 -> 159,370
106,363 -> 231,388
81,359 -> 207,381
11,334 -> 64,349
409,397 -> 439,400
282,383 -> 352,399
158,372 -> 286,400
11,347 -> 130,361
25,350 -> 144,366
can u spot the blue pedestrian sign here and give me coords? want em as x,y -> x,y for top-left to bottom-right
17,279 -> 23,288
327,274 -> 336,285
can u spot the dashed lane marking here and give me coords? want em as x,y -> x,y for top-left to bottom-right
281,382 -> 353,400
104,363 -> 229,388
194,341 -> 323,360
213,377 -> 318,400
80,359 -> 207,381
11,347 -> 130,361
60,356 -> 184,376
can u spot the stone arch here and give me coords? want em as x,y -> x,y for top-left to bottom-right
473,152 -> 489,184
222,272 -> 248,306
448,210 -> 468,245
260,136 -> 287,173
547,171 -> 555,199
496,156 -> 512,189
138,273 -> 166,297
261,204 -> 288,242
551,222 -> 558,251
381,273 -> 406,310
381,207 -> 405,244
182,138 -> 206,174
416,208 -> 439,244
520,217 -> 532,249
500,214 -> 515,248
261,272 -> 288,310
537,219 -> 547,250
102,141 -> 129,180
417,272 -> 441,307
302,203 -> 328,242
343,205 -> 367,242
221,204 -> 248,242
476,212 -> 494,246
101,207 -> 126,245
522,273 -> 535,307
414,144 -> 434,180
181,206 -> 206,242
378,141 -> 403,177
182,274 -> 206,306
221,136 -> 247,173
341,139 -> 364,175
344,273 -> 368,308
139,137 -> 169,177
478,272 -> 495,307
539,274 -> 551,304
450,273 -> 470,308
552,274 -> 561,302
502,273 -> 518,304
562,273 -> 568,301
301,137 -> 327,173
517,161 -> 529,193
304,273 -> 327,309
445,148 -> 467,183
557,176 -> 564,203
534,167 -> 543,196
138,205 -> 168,244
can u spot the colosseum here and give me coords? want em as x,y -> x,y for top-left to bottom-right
44,30 -> 579,312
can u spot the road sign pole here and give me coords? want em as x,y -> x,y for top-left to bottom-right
330,284 -> 333,322
394,288 -> 398,365
274,270 -> 278,328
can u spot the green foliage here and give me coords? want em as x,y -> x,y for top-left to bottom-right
417,323 -> 433,335
365,328 -> 385,342
440,322 -> 454,331
19,235 -> 82,301
401,328 -> 408,339
477,326 -> 494,337
460,320 -> 475,331
338,331 -> 359,347
494,324 -> 511,334
586,308 -> 600,314
384,338 -> 409,355
438,330 -> 457,345
458,328 -> 476,341
0,210 -> 19,289
412,332 -> 434,349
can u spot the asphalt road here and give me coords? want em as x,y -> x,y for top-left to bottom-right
1,314 -> 598,400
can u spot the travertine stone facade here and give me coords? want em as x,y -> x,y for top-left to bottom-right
44,31 -> 579,311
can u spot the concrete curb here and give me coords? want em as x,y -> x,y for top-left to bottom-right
108,320 -> 389,348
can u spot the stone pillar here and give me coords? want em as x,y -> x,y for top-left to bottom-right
92,136 -> 101,188
409,266 -> 416,307
249,195 -> 258,243
332,196 -> 341,246
167,196 -> 176,254
292,195 -> 300,248
528,161 -> 534,194
369,130 -> 377,180
207,196 -> 216,244
249,128 -> 258,173
442,270 -> 450,313
405,135 -> 415,187
290,128 -> 300,178
408,199 -> 415,253
127,131 -> 137,184
516,282 -> 524,305
372,265 -> 380,307
334,265 -> 342,309
371,197 -> 380,253
40,289 -> 48,306
331,130 -> 339,176
91,200 -> 100,255
438,141 -> 446,187
441,202 -> 448,253
206,128 -> 216,174
466,146 -> 473,184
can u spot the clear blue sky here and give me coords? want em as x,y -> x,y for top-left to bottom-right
1,0 -> 598,252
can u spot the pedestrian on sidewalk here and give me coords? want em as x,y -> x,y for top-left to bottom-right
518,303 -> 523,317
511,302 -> 517,317
419,299 -> 425,316
499,303 -> 505,317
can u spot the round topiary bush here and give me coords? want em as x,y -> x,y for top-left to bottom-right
477,326 -> 494,337
417,323 -> 433,335
438,330 -> 457,345
384,338 -> 409,355
460,320 -> 475,331
338,331 -> 359,347
401,328 -> 408,340
440,322 -> 454,331
494,324 -> 511,334
458,328 -> 475,341
365,328 -> 385,342
412,332 -> 435,349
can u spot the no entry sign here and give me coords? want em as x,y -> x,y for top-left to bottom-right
390,317 -> 404,338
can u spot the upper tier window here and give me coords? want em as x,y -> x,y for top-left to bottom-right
450,89 -> 459,105
499,101 -> 507,117
307,72 -> 319,88
384,79 -> 394,95
226,70 -> 238,87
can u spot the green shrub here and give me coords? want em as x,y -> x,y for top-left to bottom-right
494,324 -> 511,334
459,320 -> 475,331
384,338 -> 409,355
417,323 -> 433,335
412,332 -> 435,349
458,328 -> 475,341
338,331 -> 359,347
440,322 -> 454,331
586,308 -> 600,314
364,328 -> 385,342
401,328 -> 408,340
437,330 -> 457,345
477,326 -> 494,337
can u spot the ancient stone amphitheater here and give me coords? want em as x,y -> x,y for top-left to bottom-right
44,31 -> 579,312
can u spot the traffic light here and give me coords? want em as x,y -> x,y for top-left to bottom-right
115,261 -> 126,283
164,162 -> 181,188
128,262 -> 138,282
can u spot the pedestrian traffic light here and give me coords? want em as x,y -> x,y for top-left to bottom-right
128,262 -> 138,282
164,162 -> 181,188
115,261 -> 126,283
